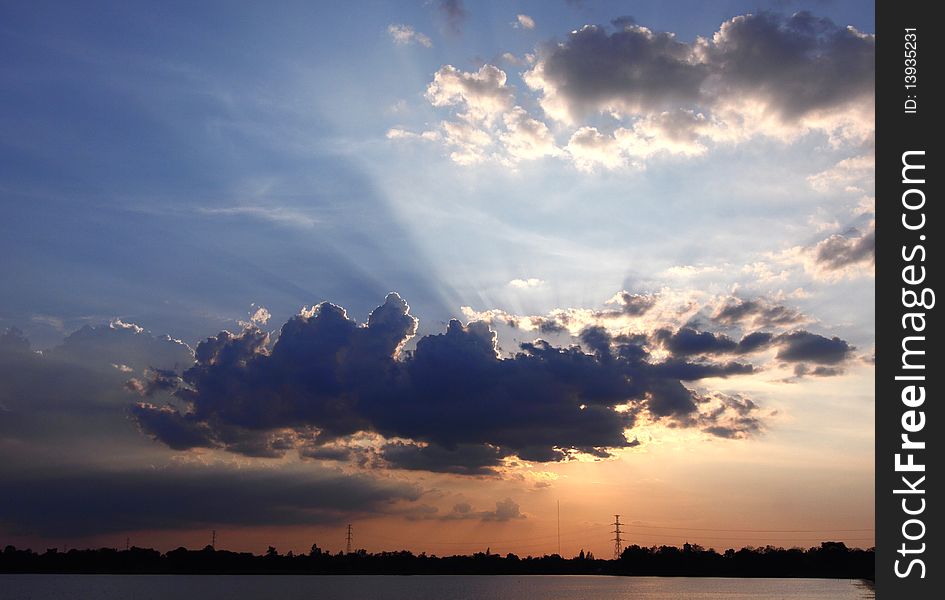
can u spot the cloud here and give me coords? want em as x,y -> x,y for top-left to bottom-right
440,119 -> 495,164
564,112 -> 711,171
524,23 -> 707,124
775,331 -> 854,365
398,12 -> 873,169
508,277 -> 545,289
812,225 -> 875,271
515,14 -> 536,30
0,464 -> 421,537
46,320 -> 193,372
379,441 -> 505,476
0,322 -> 194,454
654,327 -> 774,356
435,0 -> 467,33
793,363 -> 845,378
131,402 -> 217,450
249,306 -> 271,326
408,498 -> 527,522
388,24 -> 433,48
426,64 -> 515,124
386,128 -> 440,142
694,392 -> 764,439
500,107 -> 560,161
465,290 -> 802,342
129,293 -> 766,473
770,221 -> 875,281
704,13 -> 874,129
483,497 -> 526,521
125,368 -> 182,397
712,299 -> 806,329
565,127 -> 625,171
614,292 -> 658,316
525,12 -> 873,134
0,326 -> 429,539
807,153 -> 874,195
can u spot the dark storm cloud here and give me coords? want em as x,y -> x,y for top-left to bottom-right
704,11 -> 874,121
300,444 -> 358,462
649,358 -> 753,381
654,327 -> 775,356
379,441 -> 505,476
130,403 -> 215,451
132,294 -> 762,472
814,225 -> 875,270
712,299 -> 805,328
527,12 -> 873,124
775,331 -> 853,365
646,379 -> 698,417
534,22 -> 708,116
652,324 -> 854,373
737,331 -> 776,353
0,465 -> 421,537
655,327 -> 734,355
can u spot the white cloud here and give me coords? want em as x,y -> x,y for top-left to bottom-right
386,128 -> 440,142
440,120 -> 494,165
807,153 -> 875,195
664,264 -> 725,278
565,127 -> 625,171
509,278 -> 545,289
250,306 -> 271,326
500,107 -> 559,161
426,64 -> 515,125
515,14 -> 535,30
387,24 -> 432,48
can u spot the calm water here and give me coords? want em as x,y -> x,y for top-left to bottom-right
0,574 -> 875,600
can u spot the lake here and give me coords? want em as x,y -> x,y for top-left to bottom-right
0,574 -> 875,599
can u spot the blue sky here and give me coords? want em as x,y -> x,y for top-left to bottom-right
1,0 -> 873,346
1,1 -> 875,554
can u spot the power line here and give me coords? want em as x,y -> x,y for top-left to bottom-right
625,524 -> 874,533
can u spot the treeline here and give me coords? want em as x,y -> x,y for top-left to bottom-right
0,541 -> 873,578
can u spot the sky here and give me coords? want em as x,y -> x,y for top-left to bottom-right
0,0 -> 875,557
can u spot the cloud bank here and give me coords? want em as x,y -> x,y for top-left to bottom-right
390,11 -> 874,169
129,293 -> 794,473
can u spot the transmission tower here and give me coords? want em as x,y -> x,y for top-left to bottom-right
211,530 -> 216,550
612,515 -> 623,560
345,524 -> 353,554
